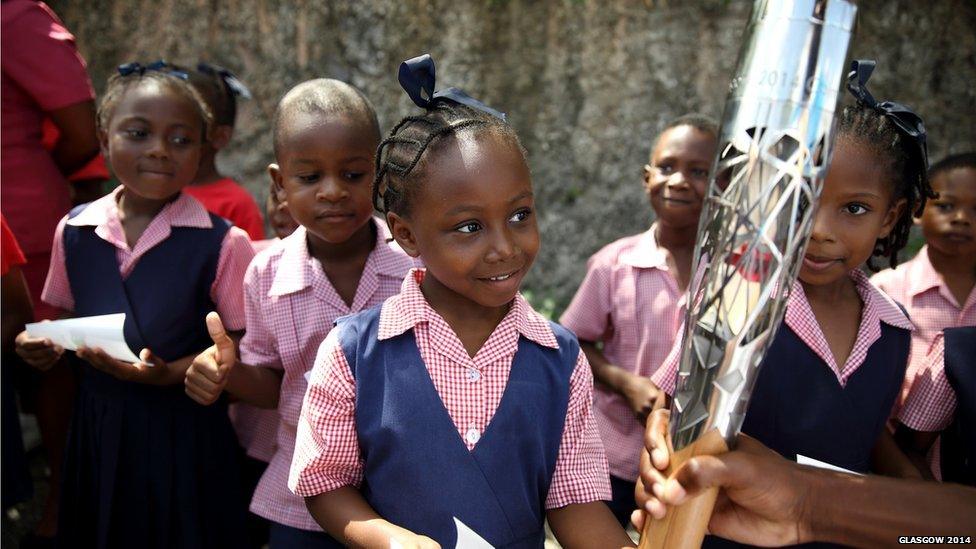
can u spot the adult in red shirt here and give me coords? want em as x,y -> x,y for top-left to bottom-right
183,64 -> 265,240
1,3 -> 98,543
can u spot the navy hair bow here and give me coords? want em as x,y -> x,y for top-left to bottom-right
117,60 -> 188,80
197,62 -> 252,99
398,54 -> 505,121
846,59 -> 928,170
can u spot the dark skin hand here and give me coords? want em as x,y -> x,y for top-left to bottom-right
48,100 -> 100,177
581,340 -> 661,422
635,409 -> 976,548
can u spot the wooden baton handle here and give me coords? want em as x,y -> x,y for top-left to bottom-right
637,427 -> 729,549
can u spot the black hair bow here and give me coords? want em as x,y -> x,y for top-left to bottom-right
197,62 -> 252,99
117,60 -> 188,80
398,54 -> 505,121
846,59 -> 928,170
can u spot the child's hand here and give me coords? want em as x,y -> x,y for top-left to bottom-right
633,408 -> 673,523
621,374 -> 661,422
389,533 -> 441,549
14,330 -> 64,371
184,312 -> 237,406
76,346 -> 170,384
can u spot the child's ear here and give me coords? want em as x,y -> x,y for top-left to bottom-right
642,164 -> 653,191
879,198 -> 908,239
98,128 -> 110,160
268,163 -> 286,202
387,211 -> 420,258
210,125 -> 234,150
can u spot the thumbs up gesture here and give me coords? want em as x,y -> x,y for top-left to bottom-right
185,312 -> 238,405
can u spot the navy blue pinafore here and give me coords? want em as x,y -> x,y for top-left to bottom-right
940,326 -> 975,486
57,204 -> 248,549
705,320 -> 910,549
335,307 -> 578,548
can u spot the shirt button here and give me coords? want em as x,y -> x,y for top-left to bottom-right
466,368 -> 481,381
465,427 -> 481,445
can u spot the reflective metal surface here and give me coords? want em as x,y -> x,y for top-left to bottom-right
670,0 -> 857,450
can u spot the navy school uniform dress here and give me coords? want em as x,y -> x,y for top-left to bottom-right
57,204 -> 248,549
940,326 -> 976,487
334,306 -> 579,549
704,318 -> 910,549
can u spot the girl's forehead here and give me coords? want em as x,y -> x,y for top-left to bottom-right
111,80 -> 202,126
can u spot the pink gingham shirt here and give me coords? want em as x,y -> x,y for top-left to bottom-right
41,186 -> 253,331
653,269 -> 914,395
871,246 -> 976,406
559,225 -> 685,481
899,333 -> 956,433
289,269 -> 611,510
243,221 -> 414,531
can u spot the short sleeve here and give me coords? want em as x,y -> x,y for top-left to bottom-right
546,349 -> 612,508
288,329 -> 363,496
1,215 -> 27,276
0,3 -> 94,112
40,215 -> 74,312
210,227 -> 254,331
559,252 -> 615,342
239,261 -> 282,369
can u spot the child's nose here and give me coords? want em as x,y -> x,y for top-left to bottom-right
316,178 -> 347,202
666,170 -> 688,188
145,136 -> 169,159
486,227 -> 518,262
808,210 -> 835,243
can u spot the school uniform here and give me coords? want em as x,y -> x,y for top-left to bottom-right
41,187 -> 255,549
653,270 -> 913,549
559,225 -> 685,522
872,246 -> 976,404
242,221 -> 414,546
899,327 -> 976,486
290,269 -> 611,548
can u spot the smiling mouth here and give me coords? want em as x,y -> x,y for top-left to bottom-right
944,232 -> 974,242
480,269 -> 520,283
316,212 -> 354,220
803,254 -> 842,271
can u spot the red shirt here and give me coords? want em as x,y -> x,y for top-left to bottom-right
1,215 -> 27,276
183,178 -> 265,241
1,1 -> 95,255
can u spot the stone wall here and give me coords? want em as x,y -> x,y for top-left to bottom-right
48,0 -> 976,314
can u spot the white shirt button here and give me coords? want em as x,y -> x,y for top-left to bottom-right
465,427 -> 481,445
466,368 -> 481,381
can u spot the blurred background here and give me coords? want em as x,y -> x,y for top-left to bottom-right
45,0 -> 976,315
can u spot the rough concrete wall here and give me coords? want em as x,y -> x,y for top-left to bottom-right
48,0 -> 976,315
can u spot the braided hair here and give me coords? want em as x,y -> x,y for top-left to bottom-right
836,102 -> 936,270
97,70 -> 214,141
372,101 -> 523,218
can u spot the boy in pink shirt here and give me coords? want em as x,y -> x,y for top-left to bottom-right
559,114 -> 718,524
872,152 -> 976,406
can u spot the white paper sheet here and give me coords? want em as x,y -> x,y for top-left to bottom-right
25,313 -> 141,364
796,454 -> 862,475
453,517 -> 494,549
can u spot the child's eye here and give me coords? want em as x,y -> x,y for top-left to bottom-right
845,203 -> 869,215
124,128 -> 148,139
342,171 -> 366,182
655,164 -> 674,175
170,136 -> 193,146
456,221 -> 482,234
691,168 -> 710,179
297,173 -> 320,183
936,202 -> 954,213
509,208 -> 532,223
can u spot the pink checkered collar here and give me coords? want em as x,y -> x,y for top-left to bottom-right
904,246 -> 951,297
378,268 -> 559,350
66,185 -> 213,229
785,268 -> 913,381
620,224 -> 670,270
268,217 -> 405,297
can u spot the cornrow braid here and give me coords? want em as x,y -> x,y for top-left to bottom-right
372,101 -> 522,217
837,102 -> 936,270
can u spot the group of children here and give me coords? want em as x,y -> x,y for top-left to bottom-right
6,47 -> 973,549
